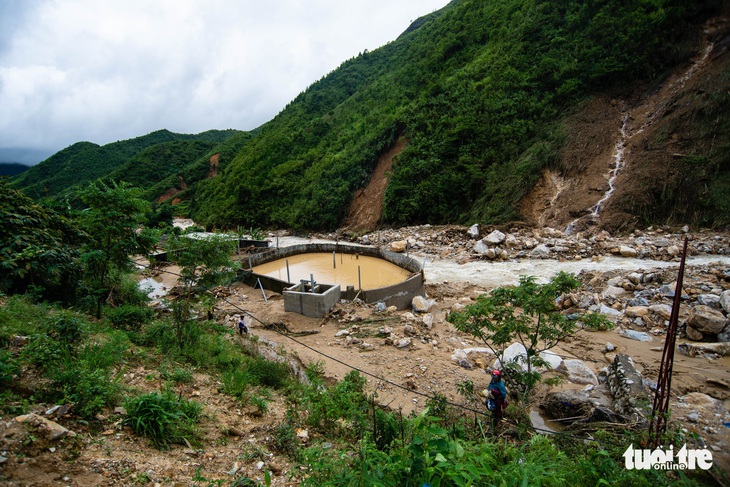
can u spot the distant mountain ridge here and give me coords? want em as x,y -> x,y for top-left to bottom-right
10,0 -> 730,231
0,163 -> 30,177
10,129 -> 245,200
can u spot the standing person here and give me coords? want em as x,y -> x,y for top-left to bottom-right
486,369 -> 507,423
238,316 -> 248,335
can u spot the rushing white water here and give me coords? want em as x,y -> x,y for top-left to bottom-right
563,114 -> 629,235
272,236 -> 730,289
421,254 -> 730,289
591,115 -> 628,217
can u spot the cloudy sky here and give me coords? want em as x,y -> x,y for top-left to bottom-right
0,0 -> 449,164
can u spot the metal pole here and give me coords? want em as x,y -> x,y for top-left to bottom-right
286,259 -> 290,283
310,274 -> 315,293
248,253 -> 252,270
256,278 -> 268,303
648,237 -> 688,448
333,251 -> 336,269
276,236 -> 279,249
358,266 -> 362,291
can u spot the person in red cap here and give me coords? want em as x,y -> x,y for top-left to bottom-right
486,369 -> 507,423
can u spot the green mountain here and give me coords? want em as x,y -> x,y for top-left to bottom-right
188,0 -> 728,230
10,129 -> 244,200
0,163 -> 30,177
11,0 -> 729,231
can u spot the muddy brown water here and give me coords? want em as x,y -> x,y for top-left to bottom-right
253,252 -> 413,290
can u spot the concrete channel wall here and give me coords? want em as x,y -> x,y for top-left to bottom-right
243,243 -> 425,313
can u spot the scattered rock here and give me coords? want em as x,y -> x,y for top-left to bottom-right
619,246 -> 638,257
677,341 -> 730,357
412,295 -> 435,313
619,329 -> 653,342
14,413 -> 75,440
686,305 -> 728,335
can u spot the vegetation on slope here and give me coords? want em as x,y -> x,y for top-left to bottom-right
189,0 -> 723,230
10,129 -> 243,201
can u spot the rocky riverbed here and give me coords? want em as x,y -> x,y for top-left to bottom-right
257,223 -> 730,470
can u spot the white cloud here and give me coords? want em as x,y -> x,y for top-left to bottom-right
0,0 -> 449,162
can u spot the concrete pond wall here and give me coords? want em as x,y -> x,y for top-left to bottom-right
242,243 -> 425,315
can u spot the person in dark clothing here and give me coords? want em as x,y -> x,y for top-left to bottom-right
487,369 -> 507,422
238,317 -> 248,335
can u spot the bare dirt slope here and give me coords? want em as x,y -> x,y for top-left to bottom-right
343,137 -> 407,233
521,14 -> 730,232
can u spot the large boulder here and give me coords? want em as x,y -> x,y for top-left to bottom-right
605,354 -> 649,420
539,350 -> 563,370
390,240 -> 408,253
484,230 -> 506,245
619,246 -> 638,257
625,306 -> 649,318
557,359 -> 598,385
493,342 -> 528,371
530,244 -> 550,258
686,305 -> 728,335
540,390 -> 594,419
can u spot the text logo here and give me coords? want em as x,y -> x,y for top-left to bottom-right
623,444 -> 713,470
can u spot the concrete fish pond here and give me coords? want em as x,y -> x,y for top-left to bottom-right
243,243 -> 425,317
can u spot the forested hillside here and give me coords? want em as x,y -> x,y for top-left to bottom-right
188,0 -> 727,230
10,129 -> 245,201
10,0 -> 729,231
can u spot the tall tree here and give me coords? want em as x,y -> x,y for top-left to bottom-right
448,271 -> 611,403
78,180 -> 154,318
164,233 -> 239,349
0,180 -> 83,301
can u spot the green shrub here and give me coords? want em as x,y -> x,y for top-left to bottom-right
46,312 -> 86,351
0,350 -> 20,386
107,304 -> 154,331
222,357 -> 290,398
21,334 -> 66,369
303,370 -> 368,436
76,330 -> 129,371
0,295 -> 52,336
52,365 -> 121,419
160,363 -> 194,385
123,390 -> 202,449
272,421 -> 299,456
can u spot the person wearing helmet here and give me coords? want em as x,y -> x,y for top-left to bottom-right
487,369 -> 507,423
